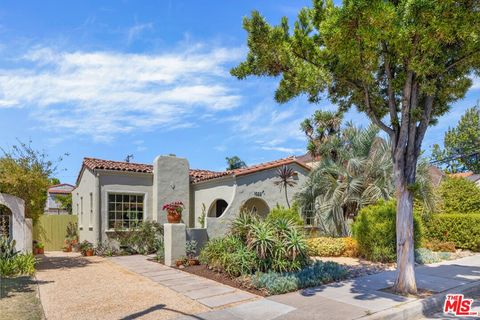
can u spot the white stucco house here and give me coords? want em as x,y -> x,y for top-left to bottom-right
72,155 -> 311,245
45,183 -> 75,215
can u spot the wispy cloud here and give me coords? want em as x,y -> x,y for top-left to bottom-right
127,22 -> 153,44
227,101 -> 315,154
0,45 -> 243,141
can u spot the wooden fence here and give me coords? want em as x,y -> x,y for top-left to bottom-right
33,215 -> 77,251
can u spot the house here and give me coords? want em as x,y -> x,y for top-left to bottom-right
72,155 -> 310,245
449,171 -> 480,187
45,184 -> 75,214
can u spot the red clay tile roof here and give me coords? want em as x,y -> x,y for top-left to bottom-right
48,183 -> 75,194
78,156 -> 310,184
295,153 -> 321,164
448,171 -> 474,178
83,157 -> 153,173
189,169 -> 231,183
231,156 -> 310,178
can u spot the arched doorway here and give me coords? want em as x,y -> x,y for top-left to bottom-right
0,204 -> 12,238
0,193 -> 30,252
208,199 -> 229,218
240,198 -> 270,218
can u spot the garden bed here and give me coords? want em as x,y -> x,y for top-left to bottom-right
175,264 -> 268,296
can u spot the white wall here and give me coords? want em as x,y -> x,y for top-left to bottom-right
192,177 -> 236,228
72,168 -> 97,244
203,163 -> 310,238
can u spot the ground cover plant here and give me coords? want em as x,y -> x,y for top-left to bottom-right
113,221 -> 164,255
307,237 -> 358,257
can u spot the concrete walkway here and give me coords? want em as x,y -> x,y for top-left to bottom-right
174,255 -> 480,320
109,255 -> 259,309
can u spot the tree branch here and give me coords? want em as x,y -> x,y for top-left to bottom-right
382,42 -> 399,132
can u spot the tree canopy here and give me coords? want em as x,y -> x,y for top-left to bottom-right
431,105 -> 480,173
225,156 -> 247,170
232,0 -> 480,294
0,141 -> 64,221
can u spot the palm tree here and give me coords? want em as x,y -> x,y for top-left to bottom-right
296,123 -> 435,236
225,156 -> 247,170
274,165 -> 297,208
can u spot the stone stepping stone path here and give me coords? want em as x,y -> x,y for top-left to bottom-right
109,255 -> 259,309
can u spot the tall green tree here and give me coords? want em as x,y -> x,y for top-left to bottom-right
231,0 -> 480,294
225,156 -> 247,170
431,105 -> 480,173
0,141 -> 64,221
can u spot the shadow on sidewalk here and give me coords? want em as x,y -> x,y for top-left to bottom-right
119,303 -> 208,320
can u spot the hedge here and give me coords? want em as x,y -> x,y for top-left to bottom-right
352,200 -> 422,263
437,178 -> 480,214
423,214 -> 480,251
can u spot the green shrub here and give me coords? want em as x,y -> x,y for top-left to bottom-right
352,200 -> 422,263
199,235 -> 257,277
423,214 -> 480,251
266,203 -> 304,226
0,253 -> 36,277
114,221 -> 163,254
437,177 -> 480,214
251,261 -> 348,295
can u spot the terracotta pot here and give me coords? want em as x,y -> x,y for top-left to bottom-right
175,260 -> 184,267
167,212 -> 182,223
85,249 -> 94,256
64,245 -> 72,253
37,248 -> 44,254
188,258 -> 199,266
70,239 -> 78,246
33,247 -> 38,255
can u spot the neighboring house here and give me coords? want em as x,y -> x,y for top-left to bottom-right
72,155 -> 310,245
449,171 -> 480,187
45,184 -> 75,215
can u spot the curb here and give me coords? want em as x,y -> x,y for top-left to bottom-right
359,280 -> 480,320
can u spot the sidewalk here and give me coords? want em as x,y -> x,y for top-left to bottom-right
109,255 -> 259,309
175,255 -> 480,320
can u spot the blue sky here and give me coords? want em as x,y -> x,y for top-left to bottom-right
0,1 -> 478,184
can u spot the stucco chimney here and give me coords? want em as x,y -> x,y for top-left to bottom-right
152,155 -> 190,225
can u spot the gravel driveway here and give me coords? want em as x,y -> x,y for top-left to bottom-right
35,252 -> 208,320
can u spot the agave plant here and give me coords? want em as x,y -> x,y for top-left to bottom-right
231,210 -> 259,241
0,235 -> 18,260
283,228 -> 307,261
246,221 -> 276,260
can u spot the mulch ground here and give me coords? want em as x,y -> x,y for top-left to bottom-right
175,264 -> 268,297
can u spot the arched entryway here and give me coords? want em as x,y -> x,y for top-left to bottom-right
0,193 -> 31,252
240,197 -> 270,218
208,199 -> 229,218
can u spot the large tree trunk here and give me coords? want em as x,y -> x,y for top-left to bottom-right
393,154 -> 418,294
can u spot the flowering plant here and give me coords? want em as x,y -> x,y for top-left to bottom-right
162,201 -> 184,215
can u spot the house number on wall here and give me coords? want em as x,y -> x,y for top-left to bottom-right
254,191 -> 265,197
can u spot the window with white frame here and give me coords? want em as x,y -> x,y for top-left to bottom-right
108,194 -> 144,229
302,204 -> 315,226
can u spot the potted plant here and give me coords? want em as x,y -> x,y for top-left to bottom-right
63,239 -> 72,252
175,256 -> 188,267
79,240 -> 94,256
36,242 -> 45,255
162,201 -> 184,223
186,240 -> 199,266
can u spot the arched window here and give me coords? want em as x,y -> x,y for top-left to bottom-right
208,199 -> 229,218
